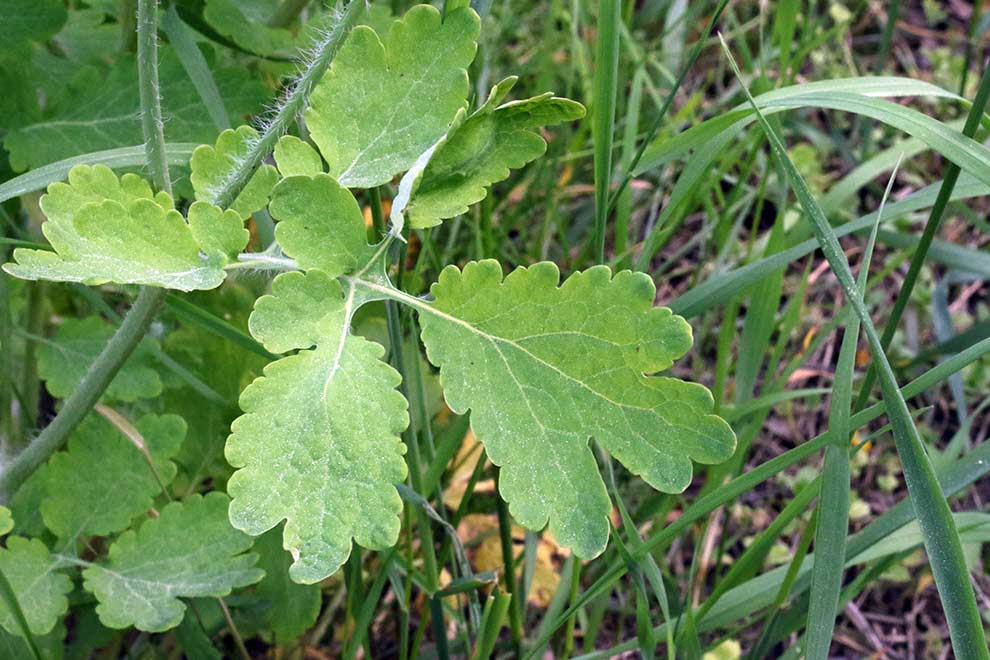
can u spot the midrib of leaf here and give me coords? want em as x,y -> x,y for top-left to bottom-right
346,276 -> 715,429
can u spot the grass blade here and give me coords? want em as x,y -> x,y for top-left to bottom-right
720,34 -> 990,660
591,0 -> 620,262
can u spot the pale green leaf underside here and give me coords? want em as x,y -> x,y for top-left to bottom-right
41,414 -> 185,540
37,316 -> 162,402
274,135 -> 324,178
227,269 -> 408,584
0,537 -> 71,637
0,508 -> 11,537
191,125 -> 279,219
305,4 -> 479,188
418,260 -> 736,558
82,493 -> 263,632
406,77 -> 586,228
3,165 -> 248,291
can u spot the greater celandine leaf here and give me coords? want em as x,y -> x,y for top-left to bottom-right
4,48 -> 267,172
226,174 -> 408,584
4,165 -> 249,291
37,316 -> 162,402
203,0 -> 295,56
0,537 -> 71,637
305,4 -> 480,188
405,76 -> 586,228
416,261 -> 736,557
191,125 -> 280,219
81,492 -> 263,632
40,414 -> 186,540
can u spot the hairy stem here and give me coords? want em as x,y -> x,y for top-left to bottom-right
210,0 -> 363,209
137,0 -> 172,195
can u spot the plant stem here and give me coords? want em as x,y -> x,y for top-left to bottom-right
137,0 -> 172,195
0,286 -> 163,501
210,0 -> 363,210
495,470 -> 524,658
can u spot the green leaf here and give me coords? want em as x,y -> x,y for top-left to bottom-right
4,165 -> 248,291
404,76 -> 585,228
191,126 -> 279,220
0,537 -> 71,637
40,413 -> 185,540
254,527 -> 321,644
305,4 -> 480,187
416,260 -> 736,558
81,492 -> 263,632
0,509 -> 10,537
226,266 -> 408,583
4,47 -> 267,172
274,135 -> 324,178
203,0 -> 295,56
37,317 -> 162,402
268,174 -> 375,275
0,0 -> 66,51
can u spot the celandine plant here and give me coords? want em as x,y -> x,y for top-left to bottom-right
0,0 -> 735,650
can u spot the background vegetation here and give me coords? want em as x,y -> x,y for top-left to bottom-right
1,0 -> 989,658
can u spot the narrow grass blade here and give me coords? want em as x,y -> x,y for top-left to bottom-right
161,5 -> 230,131
591,0 -> 621,262
524,332 -> 990,658
164,294 -> 276,360
853,61 -> 990,412
721,34 -> 989,660
0,144 -> 198,204
806,158 -> 898,659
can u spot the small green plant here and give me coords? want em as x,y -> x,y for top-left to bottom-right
0,0 -> 734,646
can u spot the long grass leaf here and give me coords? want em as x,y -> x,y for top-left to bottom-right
720,34 -> 989,659
591,0 -> 621,262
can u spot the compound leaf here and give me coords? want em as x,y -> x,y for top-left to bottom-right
81,493 -> 263,632
4,165 -> 248,291
405,77 -> 586,228
226,265 -> 408,584
40,413 -> 185,540
37,316 -> 162,402
417,260 -> 736,558
305,4 -> 479,188
191,126 -> 279,220
0,537 -> 71,637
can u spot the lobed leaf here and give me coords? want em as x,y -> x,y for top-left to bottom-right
405,77 -> 586,228
40,414 -> 185,540
81,492 -> 263,632
4,165 -> 249,291
305,4 -> 480,188
417,260 -> 736,558
37,316 -> 162,402
190,125 -> 279,219
0,537 -> 71,637
226,267 -> 408,583
273,135 -> 324,178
